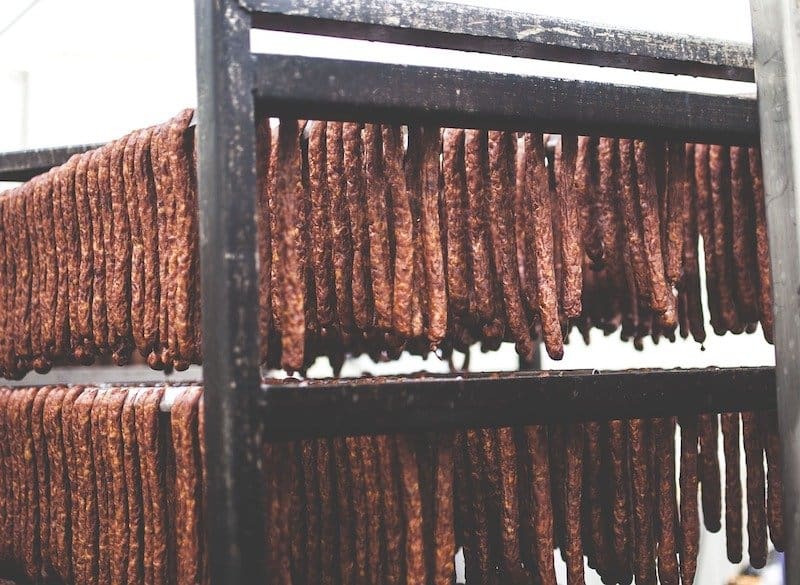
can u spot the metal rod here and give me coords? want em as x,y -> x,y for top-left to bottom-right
244,0 -> 754,82
194,0 -> 267,582
258,367 -> 775,440
750,0 -> 800,581
252,53 -> 758,144
0,143 -> 102,182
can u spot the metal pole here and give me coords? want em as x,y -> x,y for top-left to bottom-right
750,0 -> 800,581
194,0 -> 267,583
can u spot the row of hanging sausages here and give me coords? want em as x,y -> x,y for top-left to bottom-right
0,114 -> 772,376
0,383 -> 782,585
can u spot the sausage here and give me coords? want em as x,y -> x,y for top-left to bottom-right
419,127 -> 447,345
694,145 -> 724,334
307,121 -> 335,334
98,142 -> 117,356
629,418 -> 656,585
462,430 -> 493,584
598,138 -> 626,309
343,122 -> 374,333
289,443 -> 309,583
741,412 -> 767,568
27,179 -> 43,370
618,140 -> 650,304
151,124 -> 175,368
364,123 -> 394,331
608,419 -> 632,582
121,390 -> 143,585
557,135 -> 583,318
584,421 -> 613,580
396,435 -> 427,584
275,120 -> 307,371
326,123 -> 355,343
514,136 -> 538,317
106,389 -> 130,584
256,117 -> 273,361
698,414 -> 722,532
343,436 -> 367,585
374,435 -> 402,584
679,416 -> 700,585
14,188 -> 33,372
136,387 -> 167,585
124,130 -> 146,357
91,388 -> 111,585
729,146 -> 759,323
71,388 -> 98,585
264,442 -> 292,585
0,389 -> 11,563
488,131 -> 535,361
37,171 -> 58,361
406,127 -> 429,340
109,135 -> 133,364
433,433 -> 456,585
382,125 -> 414,340
31,387 -> 52,577
760,410 -> 784,550
721,412 -> 742,562
331,438 -> 356,585
747,148 -> 774,342
654,417 -> 679,585
86,147 -> 109,356
300,440 -> 321,585
709,145 -> 742,333
443,128 -> 470,320
18,389 -> 37,580
166,110 -> 197,367
682,144 -> 707,344
526,133 -> 564,360
565,423 -> 585,585
0,195 -> 13,376
523,425 -> 557,585
634,140 -> 677,326
577,136 -> 604,268
461,131 -> 493,330
664,143 -> 685,287
171,387 -> 204,585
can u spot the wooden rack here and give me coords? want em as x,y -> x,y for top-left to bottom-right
1,0 -> 796,582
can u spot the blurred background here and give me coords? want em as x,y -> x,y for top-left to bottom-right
0,0 -> 776,583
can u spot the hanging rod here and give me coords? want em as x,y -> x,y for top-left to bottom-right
253,53 -> 758,144
0,143 -> 103,182
258,366 -> 775,440
243,0 -> 754,82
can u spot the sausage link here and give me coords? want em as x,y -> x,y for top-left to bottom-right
679,416 -> 700,585
109,135 -> 133,364
665,143 -> 685,287
488,131 -> 535,361
698,414 -> 722,532
721,412 -> 743,562
526,133 -> 563,359
555,135 -> 583,318
629,418 -> 656,585
434,433 -> 456,585
760,410 -> 784,551
654,417 -> 679,585
747,148 -> 774,342
694,144 -> 725,334
729,146 -> 760,323
709,145 -> 743,332
741,412 -> 767,568
523,425 -> 557,585
634,140 -> 677,326
344,122 -> 374,333
364,123 -> 394,331
396,435 -> 427,584
256,117 -> 273,361
443,128 -> 470,319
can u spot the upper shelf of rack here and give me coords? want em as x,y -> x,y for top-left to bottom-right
243,0 -> 754,82
0,144 -> 102,182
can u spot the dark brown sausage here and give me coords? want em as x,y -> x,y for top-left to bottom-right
682,144 -> 707,344
654,417 -> 679,585
679,416 -> 700,585
634,140 -> 677,327
326,123 -> 355,343
275,120 -> 307,371
747,148 -> 774,342
433,433 -> 456,585
557,135 -> 583,318
443,128 -> 470,319
664,142 -> 685,287
375,435 -> 403,585
698,414 -> 722,533
420,127 -> 447,345
608,419 -> 632,582
109,135 -> 133,364
629,418 -> 656,585
565,423 -> 585,585
364,123 -> 394,331
396,435 -> 427,585
526,133 -> 564,360
343,122 -> 374,333
256,117 -> 272,362
761,410 -> 784,551
741,412 -> 767,568
694,144 -> 725,334
524,425 -> 557,585
121,390 -> 143,585
729,146 -> 759,323
709,145 -> 742,333
488,131 -> 535,361
721,412 -> 742,562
